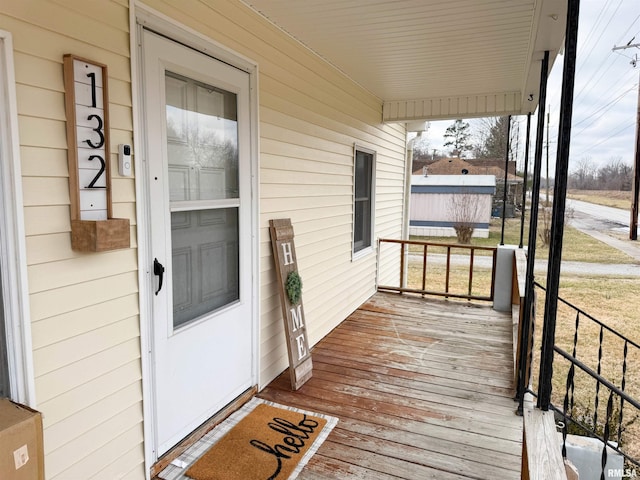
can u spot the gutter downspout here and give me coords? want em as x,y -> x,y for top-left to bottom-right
500,116 -> 512,245
403,132 -> 421,240
402,133 -> 419,290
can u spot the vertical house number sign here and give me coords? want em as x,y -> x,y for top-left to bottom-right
269,218 -> 313,390
63,55 -> 129,251
64,55 -> 109,220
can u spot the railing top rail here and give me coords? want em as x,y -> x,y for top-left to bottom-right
378,238 -> 498,252
534,281 -> 640,351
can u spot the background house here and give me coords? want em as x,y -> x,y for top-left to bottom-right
410,174 -> 496,238
416,157 -> 524,218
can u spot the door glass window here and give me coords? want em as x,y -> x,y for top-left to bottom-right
165,71 -> 240,329
171,209 -> 239,328
165,72 -> 238,201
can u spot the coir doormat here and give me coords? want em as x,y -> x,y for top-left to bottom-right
158,398 -> 338,480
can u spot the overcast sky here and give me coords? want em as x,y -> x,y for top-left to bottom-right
424,0 -> 639,178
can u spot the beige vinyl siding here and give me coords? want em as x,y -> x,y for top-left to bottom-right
3,0 -> 407,478
0,1 -> 142,479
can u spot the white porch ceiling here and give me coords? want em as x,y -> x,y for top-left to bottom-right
245,0 -> 568,122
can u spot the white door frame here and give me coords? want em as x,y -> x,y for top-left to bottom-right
0,30 -> 36,407
131,4 -> 260,473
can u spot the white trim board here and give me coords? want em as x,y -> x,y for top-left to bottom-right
0,30 -> 36,406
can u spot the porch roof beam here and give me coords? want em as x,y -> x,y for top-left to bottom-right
383,92 -> 523,123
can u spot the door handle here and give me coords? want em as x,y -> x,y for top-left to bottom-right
154,258 -> 165,295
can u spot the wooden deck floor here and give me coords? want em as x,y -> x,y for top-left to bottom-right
258,292 -> 523,479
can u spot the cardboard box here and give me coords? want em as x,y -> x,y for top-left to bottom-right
0,398 -> 44,480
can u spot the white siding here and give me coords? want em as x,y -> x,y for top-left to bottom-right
411,193 -> 493,224
1,0 -> 407,478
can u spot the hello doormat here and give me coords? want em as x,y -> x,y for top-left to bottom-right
158,398 -> 338,480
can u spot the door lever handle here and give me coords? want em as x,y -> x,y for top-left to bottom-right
154,258 -> 165,295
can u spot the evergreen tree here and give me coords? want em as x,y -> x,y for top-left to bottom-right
443,119 -> 473,157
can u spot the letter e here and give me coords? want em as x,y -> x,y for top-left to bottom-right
296,334 -> 308,360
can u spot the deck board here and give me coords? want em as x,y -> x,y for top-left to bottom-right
259,292 -> 522,479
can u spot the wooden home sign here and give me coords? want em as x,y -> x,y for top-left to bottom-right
269,219 -> 312,390
63,54 -> 130,252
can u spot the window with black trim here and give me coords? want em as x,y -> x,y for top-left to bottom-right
353,147 -> 375,254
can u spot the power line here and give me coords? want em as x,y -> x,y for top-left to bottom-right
549,78 -> 637,142
573,51 -> 635,103
614,14 -> 640,46
576,0 -> 614,62
572,121 -> 635,157
575,0 -> 624,78
549,1 -> 632,121
570,84 -> 637,134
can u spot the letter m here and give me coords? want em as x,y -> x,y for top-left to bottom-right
290,304 -> 304,332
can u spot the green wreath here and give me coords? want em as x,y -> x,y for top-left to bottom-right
285,271 -> 303,305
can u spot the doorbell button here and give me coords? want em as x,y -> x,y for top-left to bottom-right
118,144 -> 132,176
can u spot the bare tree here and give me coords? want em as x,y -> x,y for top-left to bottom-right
569,156 -> 598,190
412,134 -> 432,161
448,191 -> 484,244
473,116 -> 518,161
597,156 -> 632,191
539,205 -> 574,247
538,206 -> 552,247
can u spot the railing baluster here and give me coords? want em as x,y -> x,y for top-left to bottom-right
399,242 -> 406,290
593,325 -> 604,428
560,312 -> 579,462
570,311 -> 580,412
468,248 -> 474,297
601,392 -> 614,480
445,246 -> 451,295
562,362 -> 576,458
490,249 -> 497,301
422,244 -> 427,293
618,340 -> 628,446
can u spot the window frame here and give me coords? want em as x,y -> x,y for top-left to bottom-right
352,144 -> 376,259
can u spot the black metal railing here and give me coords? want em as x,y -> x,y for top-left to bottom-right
377,238 -> 497,302
531,282 -> 640,473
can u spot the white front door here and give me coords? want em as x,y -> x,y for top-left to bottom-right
142,30 -> 254,456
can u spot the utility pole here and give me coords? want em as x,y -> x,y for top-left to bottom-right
612,42 -> 640,240
632,70 -> 640,240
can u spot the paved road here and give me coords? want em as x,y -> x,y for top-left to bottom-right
566,198 -> 632,229
565,198 -> 640,263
